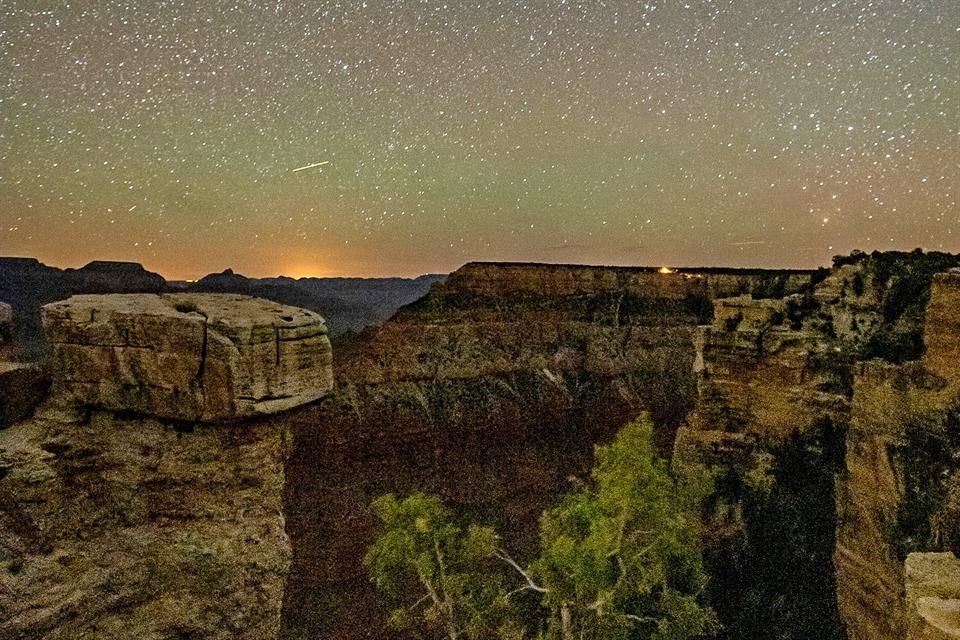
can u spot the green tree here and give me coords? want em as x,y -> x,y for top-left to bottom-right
532,418 -> 718,640
366,416 -> 718,639
363,492 -> 520,639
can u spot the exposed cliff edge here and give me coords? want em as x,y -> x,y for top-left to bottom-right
0,294 -> 333,639
834,270 -> 960,640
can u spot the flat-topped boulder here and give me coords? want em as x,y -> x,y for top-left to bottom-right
42,293 -> 333,422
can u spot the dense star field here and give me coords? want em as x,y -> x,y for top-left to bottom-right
1,1 -> 957,278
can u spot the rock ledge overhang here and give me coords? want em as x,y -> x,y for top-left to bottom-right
42,293 -> 333,422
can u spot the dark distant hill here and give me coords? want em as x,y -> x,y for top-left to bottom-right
188,269 -> 446,335
264,275 -> 447,328
0,258 -> 446,359
0,259 -> 166,358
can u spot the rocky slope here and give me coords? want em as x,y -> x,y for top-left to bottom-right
905,552 -> 960,640
0,294 -> 333,639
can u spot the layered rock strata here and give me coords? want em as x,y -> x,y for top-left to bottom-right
0,294 -> 333,639
43,294 -> 333,422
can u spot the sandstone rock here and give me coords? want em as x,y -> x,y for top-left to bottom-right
43,294 -> 333,422
0,409 -> 294,640
906,552 -> 960,639
1,292 -> 334,639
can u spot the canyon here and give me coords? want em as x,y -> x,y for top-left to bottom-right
1,253 -> 959,639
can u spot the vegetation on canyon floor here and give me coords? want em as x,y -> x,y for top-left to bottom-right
365,417 -> 718,640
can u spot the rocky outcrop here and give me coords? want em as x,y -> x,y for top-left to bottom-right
43,294 -> 332,422
0,293 -> 333,639
685,293 -> 849,441
905,553 -> 960,640
668,252 -> 960,640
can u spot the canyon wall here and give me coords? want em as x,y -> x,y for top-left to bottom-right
0,294 -> 332,639
836,271 -> 960,640
280,261 -> 818,639
2,256 -> 957,639
673,257 -> 960,640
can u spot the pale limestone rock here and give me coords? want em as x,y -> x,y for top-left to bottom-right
906,553 -> 960,640
42,294 -> 333,422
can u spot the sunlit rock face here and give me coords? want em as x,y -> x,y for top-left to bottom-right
905,553 -> 960,640
0,293 -> 333,640
42,293 -> 333,422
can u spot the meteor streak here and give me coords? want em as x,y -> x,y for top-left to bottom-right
292,161 -> 330,173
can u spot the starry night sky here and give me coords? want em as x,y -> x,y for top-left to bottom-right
1,1 -> 957,279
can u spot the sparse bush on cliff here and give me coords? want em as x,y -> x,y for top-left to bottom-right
845,250 -> 960,363
365,416 -> 718,639
174,300 -> 202,314
750,274 -> 788,300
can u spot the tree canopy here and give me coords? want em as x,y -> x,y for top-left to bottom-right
364,416 -> 718,639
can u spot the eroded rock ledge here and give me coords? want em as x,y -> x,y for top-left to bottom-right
43,293 -> 333,422
0,294 -> 333,639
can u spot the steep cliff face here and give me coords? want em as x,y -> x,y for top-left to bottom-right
673,252 -> 960,640
0,294 -> 333,639
281,261 -> 820,639
835,270 -> 960,640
